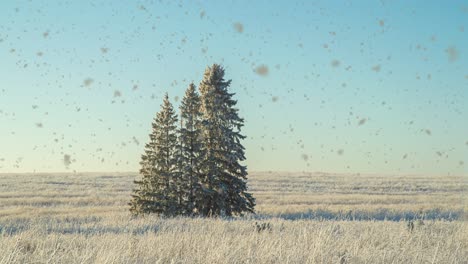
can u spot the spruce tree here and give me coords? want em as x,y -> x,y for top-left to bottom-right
129,93 -> 179,216
198,64 -> 255,216
178,83 -> 204,215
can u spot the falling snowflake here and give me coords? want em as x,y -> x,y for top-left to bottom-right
233,22 -> 244,33
83,78 -> 94,87
254,65 -> 269,76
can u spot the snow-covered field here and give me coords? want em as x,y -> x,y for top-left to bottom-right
0,172 -> 466,263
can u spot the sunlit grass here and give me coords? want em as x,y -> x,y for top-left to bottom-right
0,172 -> 466,263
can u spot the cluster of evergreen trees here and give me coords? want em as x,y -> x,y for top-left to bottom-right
129,64 -> 255,217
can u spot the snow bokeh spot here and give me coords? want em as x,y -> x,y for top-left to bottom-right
446,46 -> 459,62
233,22 -> 244,33
331,60 -> 340,67
254,65 -> 269,76
83,78 -> 94,87
63,154 -> 72,169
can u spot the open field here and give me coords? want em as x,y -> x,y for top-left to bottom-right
0,172 -> 467,263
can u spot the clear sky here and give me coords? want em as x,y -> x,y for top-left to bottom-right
0,0 -> 467,175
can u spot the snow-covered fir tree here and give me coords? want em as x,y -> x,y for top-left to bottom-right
198,64 -> 255,216
177,83 -> 204,215
129,93 -> 179,215
130,65 -> 255,217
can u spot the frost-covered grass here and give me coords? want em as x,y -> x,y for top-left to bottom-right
0,172 -> 467,263
1,216 -> 467,263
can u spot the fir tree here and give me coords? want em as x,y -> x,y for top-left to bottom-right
198,64 -> 255,216
130,65 -> 255,217
130,93 -> 179,216
178,83 -> 204,215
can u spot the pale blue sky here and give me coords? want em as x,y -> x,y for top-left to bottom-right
0,0 -> 467,175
